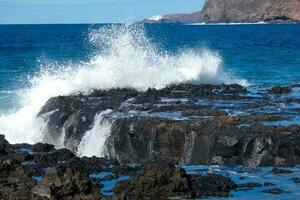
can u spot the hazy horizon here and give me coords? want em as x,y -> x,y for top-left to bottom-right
0,0 -> 205,24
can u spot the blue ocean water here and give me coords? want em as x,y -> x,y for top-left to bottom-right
0,23 -> 300,114
1,23 -> 299,96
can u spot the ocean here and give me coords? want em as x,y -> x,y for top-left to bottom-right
1,23 -> 300,199
0,24 -> 300,113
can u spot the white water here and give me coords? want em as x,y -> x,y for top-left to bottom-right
0,24 -> 247,147
77,109 -> 113,157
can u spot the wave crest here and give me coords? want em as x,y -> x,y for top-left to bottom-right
0,24 -> 246,144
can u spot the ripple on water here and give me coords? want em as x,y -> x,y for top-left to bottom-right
179,165 -> 300,200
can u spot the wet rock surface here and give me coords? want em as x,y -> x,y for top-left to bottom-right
0,135 -> 103,200
271,167 -> 294,174
0,135 -> 239,199
113,162 -> 237,199
1,139 -> 300,199
261,188 -> 288,195
2,83 -> 300,199
37,83 -> 300,167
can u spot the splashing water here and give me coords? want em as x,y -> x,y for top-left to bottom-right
0,24 -> 246,145
77,109 -> 113,157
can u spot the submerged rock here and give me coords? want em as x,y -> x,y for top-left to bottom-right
237,182 -> 262,191
291,178 -> 300,183
261,188 -> 288,195
271,167 -> 294,174
271,86 -> 292,94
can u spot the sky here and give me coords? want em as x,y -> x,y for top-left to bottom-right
0,0 -> 205,24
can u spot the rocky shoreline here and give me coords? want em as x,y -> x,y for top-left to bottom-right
2,83 -> 300,199
38,83 -> 300,167
144,0 -> 300,24
0,135 -> 238,199
2,135 -> 300,199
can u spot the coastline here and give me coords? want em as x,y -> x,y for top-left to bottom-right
1,23 -> 300,199
2,83 -> 300,199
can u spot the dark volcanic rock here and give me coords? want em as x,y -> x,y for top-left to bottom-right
271,167 -> 294,174
291,178 -> 300,183
34,148 -> 75,167
105,115 -> 300,167
37,88 -> 138,151
40,169 -> 101,200
0,134 -> 13,155
264,182 -> 276,186
0,135 -> 240,200
271,86 -> 292,94
61,156 -> 118,174
0,135 -> 103,200
35,83 -> 300,167
33,143 -> 55,153
237,182 -> 262,191
113,162 -> 237,199
261,188 -> 288,195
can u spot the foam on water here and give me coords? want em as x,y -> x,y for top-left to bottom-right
77,109 -> 113,157
0,24 -> 246,145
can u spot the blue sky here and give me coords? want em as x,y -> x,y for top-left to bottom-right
0,0 -> 205,24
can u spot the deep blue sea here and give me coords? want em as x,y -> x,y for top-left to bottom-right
1,24 -> 300,113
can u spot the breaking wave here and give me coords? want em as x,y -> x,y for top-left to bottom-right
0,24 -> 247,145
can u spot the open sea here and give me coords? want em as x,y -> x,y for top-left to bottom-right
1,23 -> 300,199
0,24 -> 300,112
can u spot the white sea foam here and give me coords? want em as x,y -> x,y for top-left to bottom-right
77,109 -> 113,157
0,24 -> 247,145
146,15 -> 164,21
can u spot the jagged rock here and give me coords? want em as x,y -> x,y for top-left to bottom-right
114,162 -> 237,199
0,134 -> 13,155
291,178 -> 300,183
237,182 -> 262,191
49,169 -> 102,200
271,167 -> 294,174
271,86 -> 292,94
261,188 -> 287,195
32,184 -> 52,199
35,83 -> 300,167
33,143 -> 55,153
34,148 -> 75,167
60,156 -> 118,174
44,169 -> 63,187
264,182 -> 276,186
11,152 -> 34,163
38,88 -> 138,150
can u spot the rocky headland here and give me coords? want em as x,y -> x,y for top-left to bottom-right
144,0 -> 300,23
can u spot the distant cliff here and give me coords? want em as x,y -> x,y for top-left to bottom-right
144,0 -> 300,23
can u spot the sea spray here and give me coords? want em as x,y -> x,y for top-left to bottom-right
0,23 -> 246,146
77,109 -> 113,157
